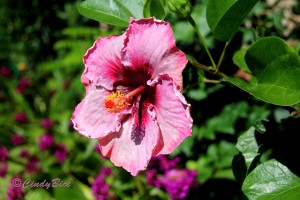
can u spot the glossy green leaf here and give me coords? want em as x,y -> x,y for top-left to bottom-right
224,36 -> 300,106
206,0 -> 258,41
77,0 -> 144,26
143,0 -> 165,19
233,48 -> 250,73
236,127 -> 259,169
242,159 -> 300,200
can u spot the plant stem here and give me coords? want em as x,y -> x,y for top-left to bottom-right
216,41 -> 230,73
204,78 -> 221,84
135,176 -> 145,195
187,56 -> 226,78
291,110 -> 300,117
187,16 -> 216,69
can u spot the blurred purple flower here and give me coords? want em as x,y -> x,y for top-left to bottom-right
16,77 -> 31,93
0,163 -> 8,177
38,133 -> 55,151
0,146 -> 9,162
25,156 -> 41,174
10,134 -> 25,146
95,144 -> 101,153
146,169 -> 161,188
159,169 -> 198,200
149,155 -> 180,173
49,89 -> 56,98
100,166 -> 112,177
0,65 -> 12,77
19,150 -> 30,158
41,118 -> 54,129
0,91 -> 5,102
7,175 -> 24,200
14,112 -> 28,124
63,80 -> 71,90
92,167 -> 113,200
69,120 -> 75,131
54,143 -> 68,163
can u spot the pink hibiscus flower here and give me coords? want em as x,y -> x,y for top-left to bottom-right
72,17 -> 192,176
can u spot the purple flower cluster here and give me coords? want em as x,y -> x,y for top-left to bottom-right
38,133 -> 55,151
19,150 -> 30,158
37,132 -> 68,163
16,77 -> 31,93
7,175 -> 24,200
0,163 -> 8,177
10,134 -> 25,146
160,169 -> 198,200
149,155 -> 180,172
146,155 -> 198,200
0,146 -> 9,177
25,155 -> 41,174
0,65 -> 12,77
54,143 -> 68,163
91,166 -> 113,200
0,146 -> 9,162
41,118 -> 54,130
14,112 -> 28,124
95,144 -> 101,153
0,91 -> 4,102
17,150 -> 41,174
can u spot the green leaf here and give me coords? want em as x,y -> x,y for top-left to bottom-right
206,0 -> 258,41
224,36 -> 300,106
273,107 -> 290,123
25,188 -> 53,200
0,176 -> 10,200
236,127 -> 259,169
172,22 -> 194,44
53,179 -> 88,200
143,0 -> 165,19
186,89 -> 207,101
242,159 -> 300,200
77,0 -> 144,26
233,48 -> 250,73
202,101 -> 248,139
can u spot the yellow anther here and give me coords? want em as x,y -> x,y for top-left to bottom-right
104,85 -> 147,113
105,90 -> 129,113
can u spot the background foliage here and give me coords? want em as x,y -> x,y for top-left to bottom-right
1,0 -> 300,199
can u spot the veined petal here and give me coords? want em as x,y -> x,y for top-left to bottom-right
122,17 -> 187,87
98,99 -> 160,176
151,75 -> 193,154
83,35 -> 126,90
71,84 -> 127,138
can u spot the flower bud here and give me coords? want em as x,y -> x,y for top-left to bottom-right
167,0 -> 192,17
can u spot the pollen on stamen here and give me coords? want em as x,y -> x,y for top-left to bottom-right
105,90 -> 129,113
105,100 -> 114,109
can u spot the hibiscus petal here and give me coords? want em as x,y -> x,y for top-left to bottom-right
98,100 -> 160,176
83,35 -> 126,90
122,17 -> 188,87
151,75 -> 193,154
71,84 -> 126,138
